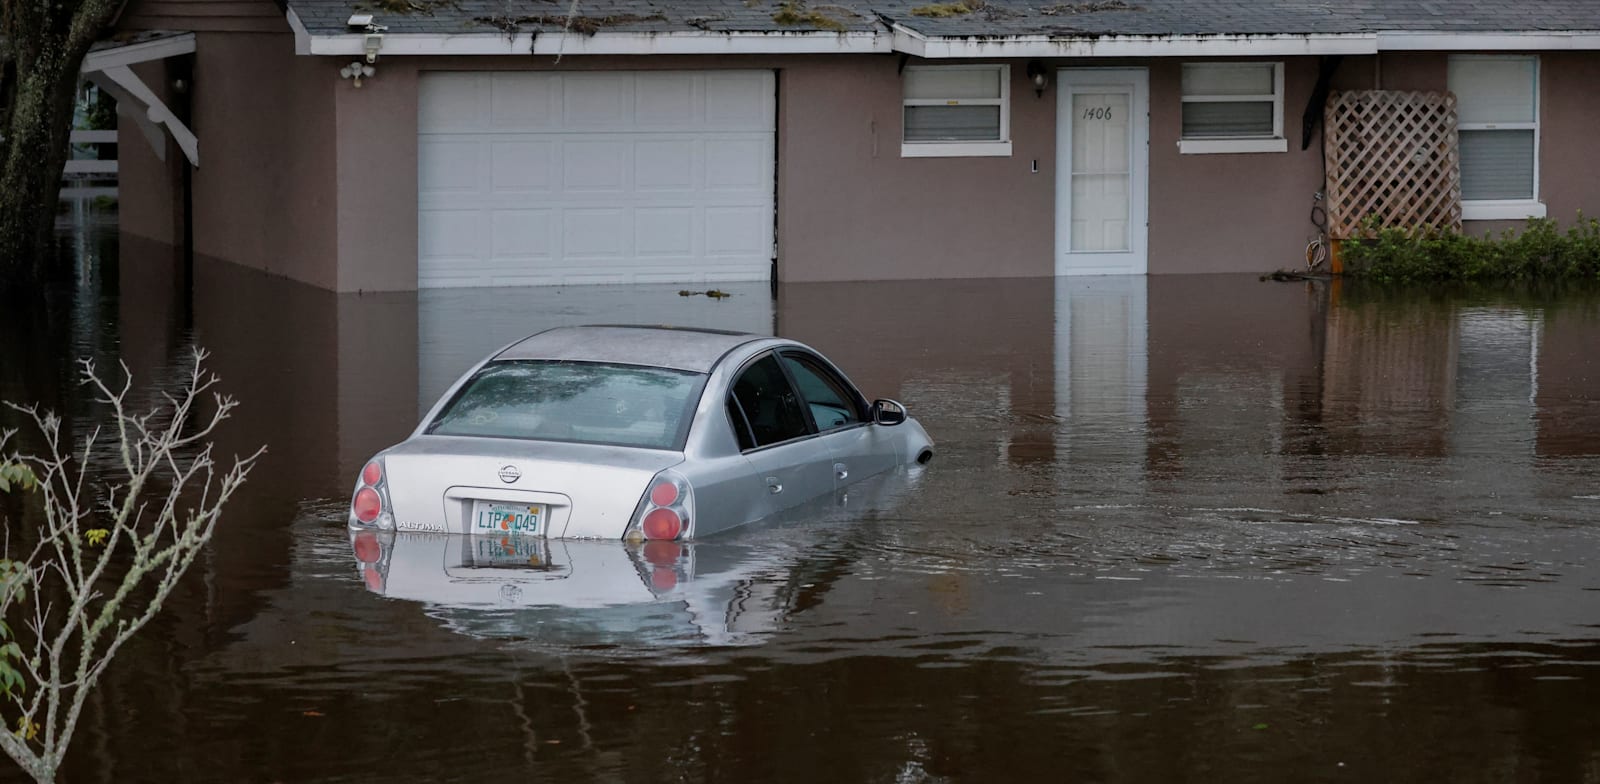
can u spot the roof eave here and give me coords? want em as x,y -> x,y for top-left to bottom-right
289,26 -> 1600,59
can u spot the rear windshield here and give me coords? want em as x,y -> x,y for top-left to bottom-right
428,361 -> 704,450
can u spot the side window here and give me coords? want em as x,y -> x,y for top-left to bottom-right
780,353 -> 863,431
729,355 -> 811,449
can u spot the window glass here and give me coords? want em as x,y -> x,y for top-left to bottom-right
1450,56 -> 1538,202
904,67 -> 1001,100
428,361 -> 701,450
1459,129 -> 1536,200
1180,63 -> 1280,140
780,353 -> 862,431
1450,57 -> 1536,124
1181,64 -> 1274,96
726,396 -> 755,451
729,355 -> 811,449
1180,102 -> 1275,138
904,105 -> 1002,142
901,65 -> 1008,145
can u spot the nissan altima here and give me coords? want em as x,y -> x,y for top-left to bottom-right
347,325 -> 933,541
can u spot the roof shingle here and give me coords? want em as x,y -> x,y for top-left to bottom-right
288,0 -> 1600,40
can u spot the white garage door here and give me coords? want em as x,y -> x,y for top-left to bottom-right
418,70 -> 776,288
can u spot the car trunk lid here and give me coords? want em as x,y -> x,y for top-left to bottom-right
382,436 -> 684,538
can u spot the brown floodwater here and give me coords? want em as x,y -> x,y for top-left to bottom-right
3,226 -> 1600,783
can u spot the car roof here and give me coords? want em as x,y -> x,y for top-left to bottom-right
494,325 -> 768,373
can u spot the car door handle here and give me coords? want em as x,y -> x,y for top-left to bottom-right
766,476 -> 782,494
834,462 -> 849,480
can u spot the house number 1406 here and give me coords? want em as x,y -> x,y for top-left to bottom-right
1082,106 -> 1114,120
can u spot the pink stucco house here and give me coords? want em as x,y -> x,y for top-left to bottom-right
98,0 -> 1600,292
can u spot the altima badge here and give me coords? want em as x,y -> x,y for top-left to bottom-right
498,465 -> 521,483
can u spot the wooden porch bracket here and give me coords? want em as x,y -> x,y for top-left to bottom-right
80,32 -> 199,168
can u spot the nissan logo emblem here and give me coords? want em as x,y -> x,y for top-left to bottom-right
498,465 -> 521,484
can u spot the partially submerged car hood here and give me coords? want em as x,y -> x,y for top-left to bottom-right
380,436 -> 684,538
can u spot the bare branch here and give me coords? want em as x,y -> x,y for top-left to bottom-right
0,348 -> 261,781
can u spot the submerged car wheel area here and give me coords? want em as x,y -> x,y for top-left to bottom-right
348,325 -> 933,541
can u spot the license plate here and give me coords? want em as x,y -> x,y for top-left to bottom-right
471,501 -> 542,535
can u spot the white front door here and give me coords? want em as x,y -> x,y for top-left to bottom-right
1055,69 -> 1149,276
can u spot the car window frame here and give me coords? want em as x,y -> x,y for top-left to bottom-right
423,359 -> 709,452
725,350 -> 820,454
776,349 -> 870,433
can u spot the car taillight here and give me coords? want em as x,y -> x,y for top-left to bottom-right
649,481 -> 678,507
642,508 -> 682,540
350,455 -> 394,530
628,470 -> 693,541
353,488 -> 382,523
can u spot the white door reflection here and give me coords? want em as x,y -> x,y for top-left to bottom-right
417,282 -> 775,414
1451,307 -> 1541,479
1053,276 -> 1148,483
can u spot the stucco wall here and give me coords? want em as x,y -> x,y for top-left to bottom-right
1534,53 -> 1600,228
1145,58 -> 1325,275
162,48 -> 1600,292
777,58 -> 1056,282
189,32 -> 340,288
116,60 -> 183,247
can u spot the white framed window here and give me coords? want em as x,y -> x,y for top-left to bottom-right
1449,55 -> 1544,220
1178,62 -> 1287,154
901,64 -> 1012,158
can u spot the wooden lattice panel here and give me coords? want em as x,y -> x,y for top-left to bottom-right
1324,90 -> 1461,239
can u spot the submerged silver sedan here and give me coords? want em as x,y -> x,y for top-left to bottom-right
347,325 -> 933,540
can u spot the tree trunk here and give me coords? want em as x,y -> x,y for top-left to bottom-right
0,47 -> 83,288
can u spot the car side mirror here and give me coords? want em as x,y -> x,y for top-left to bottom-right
872,399 -> 907,426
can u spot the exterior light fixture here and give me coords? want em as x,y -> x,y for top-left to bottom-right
1026,61 -> 1049,97
363,23 -> 387,64
340,61 -> 376,87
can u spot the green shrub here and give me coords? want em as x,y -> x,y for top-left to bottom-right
1342,214 -> 1600,283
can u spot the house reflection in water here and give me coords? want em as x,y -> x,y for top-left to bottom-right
110,237 -> 1600,521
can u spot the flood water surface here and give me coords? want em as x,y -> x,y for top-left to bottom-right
4,236 -> 1600,782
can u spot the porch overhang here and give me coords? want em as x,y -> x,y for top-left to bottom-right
81,31 -> 199,168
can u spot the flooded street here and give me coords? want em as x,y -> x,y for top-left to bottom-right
5,228 -> 1600,782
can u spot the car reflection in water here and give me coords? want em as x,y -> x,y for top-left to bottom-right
348,465 -> 924,647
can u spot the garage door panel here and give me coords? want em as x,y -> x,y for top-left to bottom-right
705,207 -> 769,257
706,72 -> 776,129
490,141 -> 555,193
706,138 -> 772,192
561,73 -> 630,129
419,70 -> 773,287
634,72 -> 698,128
634,140 -> 696,191
490,209 -> 555,259
561,140 -> 629,193
563,209 -> 630,258
420,210 -> 486,258
489,73 -> 559,130
418,73 -> 485,133
419,140 -> 481,194
635,208 -> 696,257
